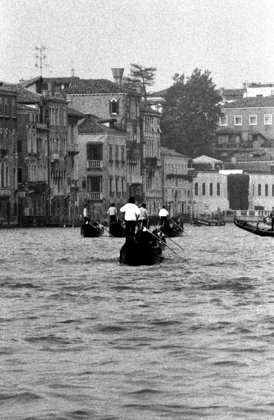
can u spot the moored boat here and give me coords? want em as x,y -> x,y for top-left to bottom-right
234,217 -> 274,237
192,217 -> 225,227
81,222 -> 104,238
119,229 -> 163,266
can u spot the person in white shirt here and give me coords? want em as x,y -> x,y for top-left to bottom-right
159,205 -> 169,226
138,203 -> 149,228
83,204 -> 89,223
120,197 -> 140,239
107,203 -> 117,224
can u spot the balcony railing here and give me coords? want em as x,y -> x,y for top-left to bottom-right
87,192 -> 102,200
87,160 -> 103,169
0,188 -> 11,197
128,175 -> 143,185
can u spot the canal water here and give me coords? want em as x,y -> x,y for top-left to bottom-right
1,223 -> 274,419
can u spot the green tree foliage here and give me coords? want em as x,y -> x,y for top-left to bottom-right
161,69 -> 222,158
123,63 -> 157,103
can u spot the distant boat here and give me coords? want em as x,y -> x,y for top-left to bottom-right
234,218 -> 274,237
192,217 -> 225,227
119,229 -> 163,266
109,220 -> 126,237
81,222 -> 104,238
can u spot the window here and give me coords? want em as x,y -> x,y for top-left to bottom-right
210,183 -> 213,196
56,108 -> 60,126
18,167 -> 23,183
217,183 -> 220,196
87,176 -> 101,192
234,115 -> 242,126
264,114 -> 272,125
265,184 -> 268,196
0,98 -> 3,116
50,107 -> 55,125
249,115 -> 257,125
121,146 -> 125,163
109,99 -> 119,115
195,182 -> 198,195
87,144 -> 102,160
109,145 -> 113,162
115,145 -> 119,162
12,100 -> 16,118
219,115 -> 227,126
4,99 -> 8,117
202,183 -> 206,195
115,177 -> 119,194
63,108 -> 66,126
258,184 -> 261,196
109,178 -> 113,195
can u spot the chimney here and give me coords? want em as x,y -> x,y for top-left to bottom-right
111,68 -> 124,85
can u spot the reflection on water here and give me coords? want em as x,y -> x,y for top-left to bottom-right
1,224 -> 274,419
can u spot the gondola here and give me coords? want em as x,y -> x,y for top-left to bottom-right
81,221 -> 104,238
109,220 -> 126,237
152,227 -> 167,250
119,228 -> 163,266
160,220 -> 184,238
234,217 -> 274,237
192,217 -> 225,227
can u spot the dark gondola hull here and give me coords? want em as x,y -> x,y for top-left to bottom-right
161,222 -> 183,238
109,221 -> 126,237
119,231 -> 163,266
81,223 -> 104,238
234,218 -> 274,237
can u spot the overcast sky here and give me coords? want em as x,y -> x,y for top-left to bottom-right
1,0 -> 274,91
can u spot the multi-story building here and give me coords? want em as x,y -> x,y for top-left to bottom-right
76,114 -> 127,222
215,97 -> 274,162
140,106 -> 162,216
0,84 -> 18,225
66,69 -> 143,203
161,147 -> 191,217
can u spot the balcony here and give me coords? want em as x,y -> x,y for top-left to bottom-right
86,160 -> 103,169
128,175 -> 143,185
145,157 -> 160,167
68,143 -> 79,155
50,153 -> 59,162
87,192 -> 102,200
0,188 -> 11,197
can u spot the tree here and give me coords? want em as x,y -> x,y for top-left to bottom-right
161,69 -> 222,158
123,63 -> 157,103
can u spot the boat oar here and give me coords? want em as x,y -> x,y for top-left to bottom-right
159,230 -> 186,253
102,225 -> 115,238
144,228 -> 187,262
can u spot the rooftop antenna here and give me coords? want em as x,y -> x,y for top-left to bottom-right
35,45 -> 49,76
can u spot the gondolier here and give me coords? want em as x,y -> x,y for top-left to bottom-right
120,197 -> 140,240
159,205 -> 169,226
107,203 -> 117,224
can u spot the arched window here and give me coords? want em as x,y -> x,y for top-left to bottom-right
210,183 -> 213,196
272,185 -> 274,196
217,183 -> 220,196
195,182 -> 198,195
0,98 -> 3,116
202,183 -> 206,195
4,99 -> 8,117
265,184 -> 269,196
0,162 -> 4,187
258,184 -> 261,196
12,99 -> 16,118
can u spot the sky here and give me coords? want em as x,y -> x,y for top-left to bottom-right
1,0 -> 274,92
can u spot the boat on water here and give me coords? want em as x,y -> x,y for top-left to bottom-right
160,220 -> 184,237
109,220 -> 126,237
192,217 -> 225,227
119,228 -> 163,266
234,217 -> 274,237
81,222 -> 104,238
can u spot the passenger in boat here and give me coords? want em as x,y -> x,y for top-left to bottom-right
120,197 -> 140,239
138,203 -> 149,228
107,203 -> 117,224
83,204 -> 89,224
159,205 -> 169,226
270,207 -> 274,230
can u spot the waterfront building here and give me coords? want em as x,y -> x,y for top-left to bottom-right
0,84 -> 18,226
66,69 -> 143,203
140,106 -> 162,216
160,147 -> 191,217
76,114 -> 127,222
